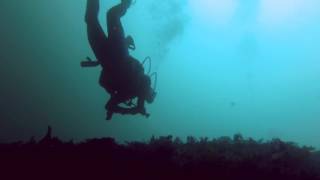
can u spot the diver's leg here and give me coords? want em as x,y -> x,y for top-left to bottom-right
107,3 -> 126,40
106,1 -> 131,57
85,0 -> 108,61
107,1 -> 132,39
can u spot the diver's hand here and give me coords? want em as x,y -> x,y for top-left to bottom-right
106,110 -> 114,121
144,113 -> 150,118
126,35 -> 135,50
134,107 -> 149,118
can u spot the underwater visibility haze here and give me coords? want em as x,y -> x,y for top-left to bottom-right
1,0 -> 320,149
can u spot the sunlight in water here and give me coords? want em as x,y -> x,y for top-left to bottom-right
258,0 -> 320,29
188,0 -> 238,24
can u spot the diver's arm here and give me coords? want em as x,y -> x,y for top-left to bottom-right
112,105 -> 140,116
111,97 -> 149,117
113,106 -> 138,115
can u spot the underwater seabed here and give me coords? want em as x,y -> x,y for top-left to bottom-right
0,126 -> 320,180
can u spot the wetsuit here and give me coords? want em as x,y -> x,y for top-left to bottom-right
85,0 -> 149,119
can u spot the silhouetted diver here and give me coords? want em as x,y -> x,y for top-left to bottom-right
83,0 -> 156,120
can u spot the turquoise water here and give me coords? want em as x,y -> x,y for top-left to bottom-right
0,0 -> 320,148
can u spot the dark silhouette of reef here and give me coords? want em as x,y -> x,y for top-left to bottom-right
0,127 -> 319,180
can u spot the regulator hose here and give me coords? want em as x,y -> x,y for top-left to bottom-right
150,72 -> 158,91
142,56 -> 152,75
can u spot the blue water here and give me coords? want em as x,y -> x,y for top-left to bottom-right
0,0 -> 319,148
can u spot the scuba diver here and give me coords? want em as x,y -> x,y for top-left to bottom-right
84,0 -> 156,120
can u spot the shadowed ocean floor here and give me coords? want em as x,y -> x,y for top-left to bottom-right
1,127 -> 319,180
